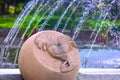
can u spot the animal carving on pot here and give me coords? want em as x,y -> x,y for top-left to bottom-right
18,30 -> 80,80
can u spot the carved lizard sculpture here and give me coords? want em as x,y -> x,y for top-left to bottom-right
34,34 -> 77,72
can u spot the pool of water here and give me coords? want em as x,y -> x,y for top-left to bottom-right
80,48 -> 120,68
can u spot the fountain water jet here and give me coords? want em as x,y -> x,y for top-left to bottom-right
0,0 -> 120,69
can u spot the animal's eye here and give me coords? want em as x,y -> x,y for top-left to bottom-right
57,43 -> 61,47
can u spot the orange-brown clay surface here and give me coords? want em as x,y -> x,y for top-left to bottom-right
18,30 -> 80,80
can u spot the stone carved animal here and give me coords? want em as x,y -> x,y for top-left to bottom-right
34,34 -> 77,72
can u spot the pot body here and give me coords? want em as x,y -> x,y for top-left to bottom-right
18,30 -> 80,80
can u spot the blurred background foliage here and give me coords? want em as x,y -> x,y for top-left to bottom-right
0,0 -> 29,15
0,0 -> 120,34
0,0 -> 29,29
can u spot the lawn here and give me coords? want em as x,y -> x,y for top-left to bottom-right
0,15 -> 17,28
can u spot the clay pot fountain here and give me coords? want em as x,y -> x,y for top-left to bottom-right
18,30 -> 80,80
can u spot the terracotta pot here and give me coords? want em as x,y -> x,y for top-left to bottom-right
18,30 -> 80,80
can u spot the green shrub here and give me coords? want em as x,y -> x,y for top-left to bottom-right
8,5 -> 15,15
15,3 -> 24,14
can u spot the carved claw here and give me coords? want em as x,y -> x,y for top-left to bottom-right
60,61 -> 74,73
34,37 -> 42,49
34,37 -> 47,51
41,42 -> 47,51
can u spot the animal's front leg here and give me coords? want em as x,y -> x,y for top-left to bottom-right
60,60 -> 74,73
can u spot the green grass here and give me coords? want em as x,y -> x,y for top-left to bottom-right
0,15 -> 17,28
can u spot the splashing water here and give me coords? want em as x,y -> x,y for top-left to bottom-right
83,0 -> 118,67
53,0 -> 76,30
0,0 -> 120,68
